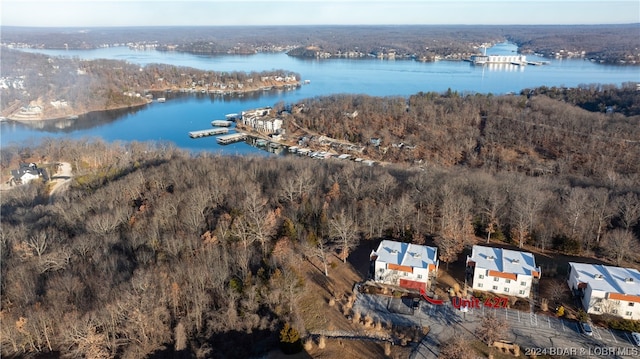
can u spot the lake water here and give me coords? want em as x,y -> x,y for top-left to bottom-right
2,43 -> 639,153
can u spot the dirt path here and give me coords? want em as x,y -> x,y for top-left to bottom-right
49,162 -> 72,203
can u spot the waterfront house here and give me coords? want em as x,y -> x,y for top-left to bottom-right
10,163 -> 43,185
567,262 -> 640,320
370,240 -> 439,291
466,245 -> 541,299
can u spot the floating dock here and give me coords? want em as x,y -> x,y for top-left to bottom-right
188,127 -> 229,138
211,120 -> 233,127
217,133 -> 247,144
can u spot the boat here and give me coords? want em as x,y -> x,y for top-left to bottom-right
157,97 -> 166,103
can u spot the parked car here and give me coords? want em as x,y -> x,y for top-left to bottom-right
580,322 -> 593,336
631,332 -> 640,346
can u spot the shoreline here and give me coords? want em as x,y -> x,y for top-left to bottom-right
5,81 -> 300,122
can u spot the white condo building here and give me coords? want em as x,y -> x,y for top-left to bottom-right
567,262 -> 640,320
466,245 -> 541,299
371,240 -> 439,291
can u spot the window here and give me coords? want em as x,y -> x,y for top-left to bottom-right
492,285 -> 498,290
629,302 -> 635,307
478,274 -> 484,279
493,277 -> 499,282
417,274 -> 422,279
478,283 -> 483,288
612,309 -> 618,314
504,288 -> 509,292
518,290 -> 525,295
626,311 -> 633,316
593,307 -> 601,312
521,281 -> 527,286
505,279 -> 511,284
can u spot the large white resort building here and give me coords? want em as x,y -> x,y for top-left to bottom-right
567,262 -> 640,320
370,240 -> 439,291
466,245 -> 542,299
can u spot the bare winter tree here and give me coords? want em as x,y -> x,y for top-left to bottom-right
329,209 -> 359,263
476,311 -> 509,347
587,187 -> 615,245
242,190 -> 278,257
616,192 -> 640,230
511,181 -> 548,248
438,334 -> 471,359
436,186 -> 474,268
303,232 -> 332,277
602,229 -> 639,265
480,183 -> 508,243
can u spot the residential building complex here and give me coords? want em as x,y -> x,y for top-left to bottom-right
466,245 -> 541,299
371,240 -> 439,291
567,262 -> 640,320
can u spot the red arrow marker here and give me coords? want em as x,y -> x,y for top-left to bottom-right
420,288 -> 444,305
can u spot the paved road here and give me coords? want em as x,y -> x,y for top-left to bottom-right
352,291 -> 640,358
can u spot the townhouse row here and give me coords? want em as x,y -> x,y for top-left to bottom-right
370,240 -> 640,321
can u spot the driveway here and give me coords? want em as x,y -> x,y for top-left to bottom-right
49,162 -> 72,203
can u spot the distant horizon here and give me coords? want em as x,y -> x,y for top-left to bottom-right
2,1 -> 639,27
2,23 -> 640,29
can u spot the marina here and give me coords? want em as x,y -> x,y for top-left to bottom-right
216,133 -> 247,144
188,127 -> 229,138
469,54 -> 528,66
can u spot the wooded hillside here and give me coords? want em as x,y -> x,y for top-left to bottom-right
1,128 -> 639,357
0,49 -> 299,120
286,84 -> 640,180
3,24 -> 639,64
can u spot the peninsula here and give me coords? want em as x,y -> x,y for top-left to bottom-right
0,49 -> 300,121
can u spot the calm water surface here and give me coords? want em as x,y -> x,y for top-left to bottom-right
2,43 -> 639,153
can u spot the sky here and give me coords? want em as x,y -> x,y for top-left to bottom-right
1,0 -> 639,27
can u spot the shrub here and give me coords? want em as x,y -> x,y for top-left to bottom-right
279,323 -> 303,354
607,318 -> 640,332
318,336 -> 326,349
541,298 -> 549,312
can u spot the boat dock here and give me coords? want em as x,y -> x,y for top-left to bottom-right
211,120 -> 233,127
216,133 -> 247,144
188,127 -> 229,138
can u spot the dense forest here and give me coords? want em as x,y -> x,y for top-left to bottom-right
2,24 -> 639,64
285,84 -> 640,180
1,86 -> 640,358
0,49 -> 299,120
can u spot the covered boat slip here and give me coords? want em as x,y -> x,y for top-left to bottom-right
188,127 -> 229,138
211,120 -> 233,127
216,133 -> 247,144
